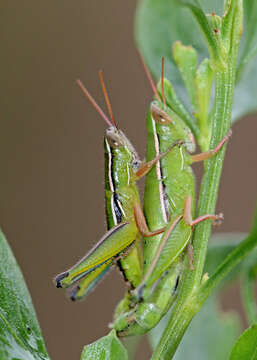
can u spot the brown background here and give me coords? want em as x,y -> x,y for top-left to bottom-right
0,1 -> 256,359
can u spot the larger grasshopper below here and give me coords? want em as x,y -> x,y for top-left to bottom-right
113,58 -> 231,336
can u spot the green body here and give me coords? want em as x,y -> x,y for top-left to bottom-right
104,131 -> 143,288
55,127 -> 143,294
113,79 -> 196,335
142,95 -> 195,288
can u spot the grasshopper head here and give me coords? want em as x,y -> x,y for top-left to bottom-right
150,101 -> 196,153
105,126 -> 141,170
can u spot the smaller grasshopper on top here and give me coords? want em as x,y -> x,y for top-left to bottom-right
113,57 -> 231,337
55,71 -> 177,299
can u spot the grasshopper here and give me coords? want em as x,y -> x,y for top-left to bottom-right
55,72 -> 176,298
113,58 -> 231,336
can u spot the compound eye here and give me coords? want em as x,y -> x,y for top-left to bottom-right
150,103 -> 172,125
107,137 -> 122,148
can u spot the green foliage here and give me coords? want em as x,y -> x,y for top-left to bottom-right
229,324 -> 257,360
0,230 -> 50,360
149,296 -> 240,360
173,41 -> 198,108
194,58 -> 213,144
135,0 -> 257,122
80,330 -> 128,360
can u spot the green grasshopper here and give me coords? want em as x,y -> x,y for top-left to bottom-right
113,58 -> 231,336
55,72 -> 175,298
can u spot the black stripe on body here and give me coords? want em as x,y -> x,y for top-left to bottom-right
173,275 -> 180,294
110,149 -> 124,224
113,193 -> 123,224
106,139 -> 125,225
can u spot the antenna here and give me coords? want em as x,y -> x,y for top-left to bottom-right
76,79 -> 113,128
161,57 -> 166,107
137,50 -> 161,102
98,71 -> 117,128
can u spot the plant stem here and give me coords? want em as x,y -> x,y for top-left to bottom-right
152,62 -> 234,360
152,2 -> 243,358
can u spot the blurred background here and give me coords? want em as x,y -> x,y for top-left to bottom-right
0,1 -> 256,359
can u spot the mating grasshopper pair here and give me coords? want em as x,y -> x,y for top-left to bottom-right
55,57 -> 231,336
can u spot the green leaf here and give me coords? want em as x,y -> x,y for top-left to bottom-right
0,229 -> 50,359
173,41 -> 198,108
135,0 -> 257,122
81,330 -> 128,360
229,324 -> 257,360
149,296 -> 240,360
194,58 -> 213,148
